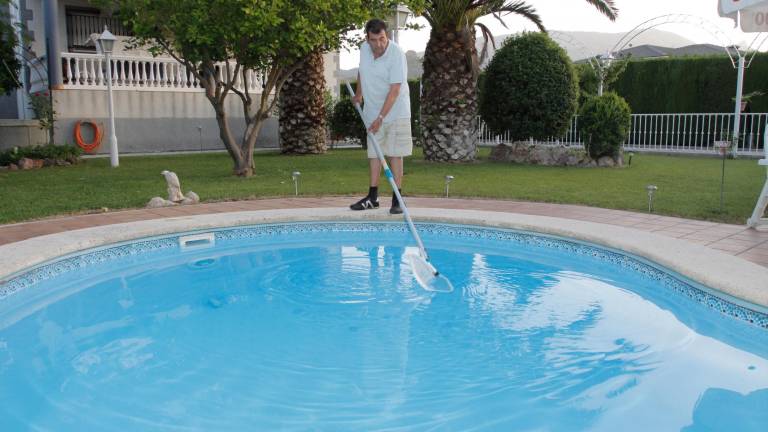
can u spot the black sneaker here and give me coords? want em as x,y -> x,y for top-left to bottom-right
350,196 -> 379,211
390,192 -> 404,214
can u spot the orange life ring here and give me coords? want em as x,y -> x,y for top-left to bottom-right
74,120 -> 103,153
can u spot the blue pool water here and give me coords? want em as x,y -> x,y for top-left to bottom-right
0,223 -> 766,431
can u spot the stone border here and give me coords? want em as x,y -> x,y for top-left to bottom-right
1,208 -> 767,310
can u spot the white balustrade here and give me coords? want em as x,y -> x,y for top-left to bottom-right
61,52 -> 266,93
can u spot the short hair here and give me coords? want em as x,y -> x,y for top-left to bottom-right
365,19 -> 387,35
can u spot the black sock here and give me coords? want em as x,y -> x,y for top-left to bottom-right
392,189 -> 402,206
368,186 -> 378,201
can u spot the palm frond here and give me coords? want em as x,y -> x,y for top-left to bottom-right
583,0 -> 618,21
475,21 -> 495,65
493,2 -> 544,32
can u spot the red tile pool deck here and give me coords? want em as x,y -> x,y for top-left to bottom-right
1,197 -> 767,268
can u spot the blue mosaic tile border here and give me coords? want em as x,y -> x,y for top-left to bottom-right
1,222 -> 766,329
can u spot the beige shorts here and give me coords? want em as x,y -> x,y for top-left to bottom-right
367,118 -> 413,158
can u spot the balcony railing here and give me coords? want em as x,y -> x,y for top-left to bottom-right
61,52 -> 267,93
66,11 -> 132,51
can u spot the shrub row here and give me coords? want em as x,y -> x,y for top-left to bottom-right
0,144 -> 83,166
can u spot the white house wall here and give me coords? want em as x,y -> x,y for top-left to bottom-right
24,0 -> 45,57
52,89 -> 279,153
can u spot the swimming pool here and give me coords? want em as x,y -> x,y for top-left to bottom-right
1,222 -> 766,431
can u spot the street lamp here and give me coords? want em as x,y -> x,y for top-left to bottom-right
386,4 -> 411,43
97,25 -> 119,168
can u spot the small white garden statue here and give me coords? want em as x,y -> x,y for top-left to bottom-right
147,170 -> 200,208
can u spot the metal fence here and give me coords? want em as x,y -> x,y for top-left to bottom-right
477,113 -> 768,156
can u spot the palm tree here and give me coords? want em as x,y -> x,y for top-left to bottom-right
418,0 -> 617,161
279,48 -> 328,154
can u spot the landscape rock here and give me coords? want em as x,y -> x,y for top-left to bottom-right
147,197 -> 176,208
490,142 -> 624,168
17,158 -> 44,170
147,170 -> 200,208
181,191 -> 200,205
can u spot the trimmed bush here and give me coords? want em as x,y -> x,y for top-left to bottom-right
579,92 -> 631,159
480,32 -> 578,140
329,98 -> 367,147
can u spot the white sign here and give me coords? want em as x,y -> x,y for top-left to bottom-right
740,5 -> 768,31
719,0 -> 768,14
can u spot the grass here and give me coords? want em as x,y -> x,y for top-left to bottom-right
0,147 -> 764,224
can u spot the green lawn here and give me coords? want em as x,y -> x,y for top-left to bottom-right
0,148 -> 764,224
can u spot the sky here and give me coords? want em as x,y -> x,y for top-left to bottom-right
339,0 -> 767,68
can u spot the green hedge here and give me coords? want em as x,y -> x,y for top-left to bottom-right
613,53 -> 768,113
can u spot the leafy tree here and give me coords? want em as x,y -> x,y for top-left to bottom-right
114,0 -> 371,176
0,0 -> 22,95
575,54 -> 629,106
480,32 -> 578,141
408,0 -> 617,162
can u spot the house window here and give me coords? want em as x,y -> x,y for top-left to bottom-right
65,7 -> 132,52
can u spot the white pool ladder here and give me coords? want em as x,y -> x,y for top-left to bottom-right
747,120 -> 768,229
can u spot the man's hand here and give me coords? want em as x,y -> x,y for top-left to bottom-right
352,93 -> 363,106
368,116 -> 382,134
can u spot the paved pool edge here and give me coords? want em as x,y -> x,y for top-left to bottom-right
1,208 -> 766,308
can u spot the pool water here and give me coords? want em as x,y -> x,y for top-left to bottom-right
0,223 -> 766,431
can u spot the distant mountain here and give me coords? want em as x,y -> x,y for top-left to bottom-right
544,29 -> 696,62
338,29 -> 697,79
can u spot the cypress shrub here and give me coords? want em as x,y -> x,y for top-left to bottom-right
579,92 -> 632,159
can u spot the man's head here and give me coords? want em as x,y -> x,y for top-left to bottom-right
365,19 -> 389,56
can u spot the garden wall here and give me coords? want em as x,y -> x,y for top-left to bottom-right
0,120 -> 48,150
47,89 -> 279,153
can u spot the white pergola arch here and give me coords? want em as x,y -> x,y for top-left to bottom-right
595,14 -> 766,156
609,14 -> 742,66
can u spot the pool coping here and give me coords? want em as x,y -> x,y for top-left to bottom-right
0,207 -> 767,309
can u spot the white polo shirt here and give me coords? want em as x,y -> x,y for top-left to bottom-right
358,40 -> 411,125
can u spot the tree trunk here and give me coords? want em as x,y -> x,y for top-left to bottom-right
210,98 -> 253,177
421,27 -> 478,162
279,48 -> 327,154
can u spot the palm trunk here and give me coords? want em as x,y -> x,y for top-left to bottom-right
279,48 -> 327,154
421,27 -> 478,162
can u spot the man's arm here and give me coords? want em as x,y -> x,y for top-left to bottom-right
369,83 -> 400,133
